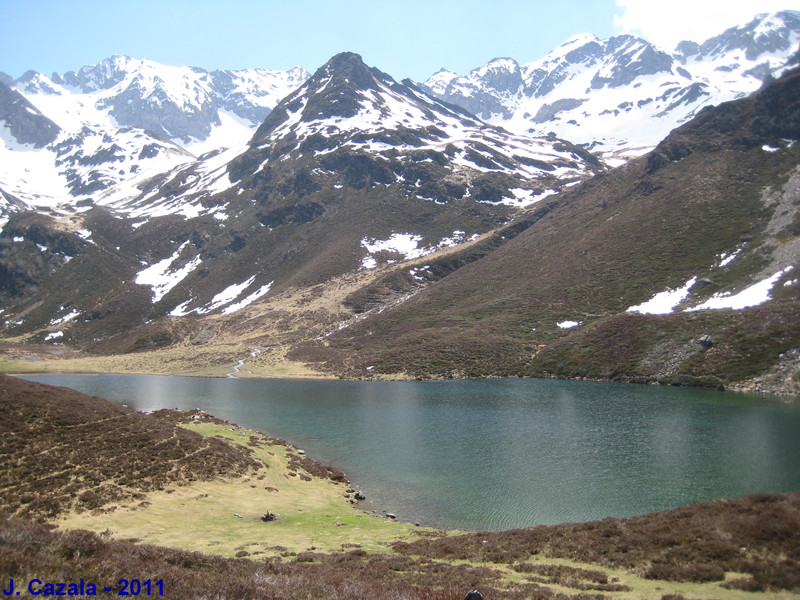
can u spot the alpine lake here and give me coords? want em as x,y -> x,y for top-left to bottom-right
23,374 -> 800,532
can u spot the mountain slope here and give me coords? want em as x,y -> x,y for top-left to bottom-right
234,51 -> 600,207
1,19 -> 799,396
0,52 -> 601,352
290,66 -> 800,395
423,11 -> 800,161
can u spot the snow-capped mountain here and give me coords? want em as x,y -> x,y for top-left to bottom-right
233,51 -> 600,206
1,37 -> 799,395
17,56 -> 309,145
423,11 -> 800,161
108,50 -> 604,226
0,52 -> 603,343
1,10 -> 796,223
0,57 -> 309,218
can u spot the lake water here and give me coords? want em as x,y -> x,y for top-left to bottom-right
22,374 -> 800,532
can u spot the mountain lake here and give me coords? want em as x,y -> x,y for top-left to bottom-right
23,374 -> 800,532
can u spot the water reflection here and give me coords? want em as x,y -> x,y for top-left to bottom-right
22,374 -> 800,531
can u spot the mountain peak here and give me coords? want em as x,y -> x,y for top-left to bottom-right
315,51 -> 392,93
468,58 -> 522,94
250,51 -> 397,142
693,9 -> 800,62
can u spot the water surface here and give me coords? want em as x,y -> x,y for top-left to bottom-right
24,374 -> 800,531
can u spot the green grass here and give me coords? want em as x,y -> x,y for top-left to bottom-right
58,421 -> 437,558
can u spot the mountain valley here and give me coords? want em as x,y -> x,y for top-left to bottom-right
1,12 -> 799,398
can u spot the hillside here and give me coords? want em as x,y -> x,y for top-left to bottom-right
0,33 -> 798,397
0,52 -> 599,357
287,66 -> 800,396
1,375 -> 799,599
0,374 -> 259,519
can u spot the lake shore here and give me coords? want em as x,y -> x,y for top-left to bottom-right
2,373 -> 800,598
4,338 -> 800,405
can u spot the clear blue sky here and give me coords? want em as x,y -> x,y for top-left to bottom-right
0,0 -> 795,81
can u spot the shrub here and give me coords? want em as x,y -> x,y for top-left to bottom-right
61,529 -> 105,559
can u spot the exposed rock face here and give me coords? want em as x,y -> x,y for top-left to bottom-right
0,81 -> 60,148
97,82 -> 220,143
588,36 -> 675,89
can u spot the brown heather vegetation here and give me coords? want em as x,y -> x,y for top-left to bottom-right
2,494 -> 800,599
393,492 -> 800,593
0,374 -> 261,519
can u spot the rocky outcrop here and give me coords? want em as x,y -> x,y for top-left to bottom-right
0,81 -> 60,148
98,82 -> 220,143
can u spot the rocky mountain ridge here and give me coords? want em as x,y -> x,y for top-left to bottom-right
422,10 -> 800,161
12,55 -> 310,143
0,56 -> 309,214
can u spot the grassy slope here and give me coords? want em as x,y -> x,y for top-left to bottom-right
290,130 -> 800,388
0,374 -> 422,555
59,420 -> 427,557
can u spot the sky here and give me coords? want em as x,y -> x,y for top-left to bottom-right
1,0 -> 799,82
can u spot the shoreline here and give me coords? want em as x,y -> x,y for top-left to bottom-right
9,371 -> 800,535
3,373 -> 800,598
7,361 -> 799,408
4,337 -> 800,400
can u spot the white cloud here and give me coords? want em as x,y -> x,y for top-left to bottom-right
614,0 -> 800,50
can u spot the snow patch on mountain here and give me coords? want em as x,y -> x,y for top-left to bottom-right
628,276 -> 698,315
687,267 -> 794,312
360,230 -> 474,269
221,281 -> 273,315
134,242 -> 202,303
0,122 -> 71,205
627,265 -> 793,316
170,276 -> 273,316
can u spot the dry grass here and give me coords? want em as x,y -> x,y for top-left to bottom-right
0,223 -> 497,381
58,420 -> 432,557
